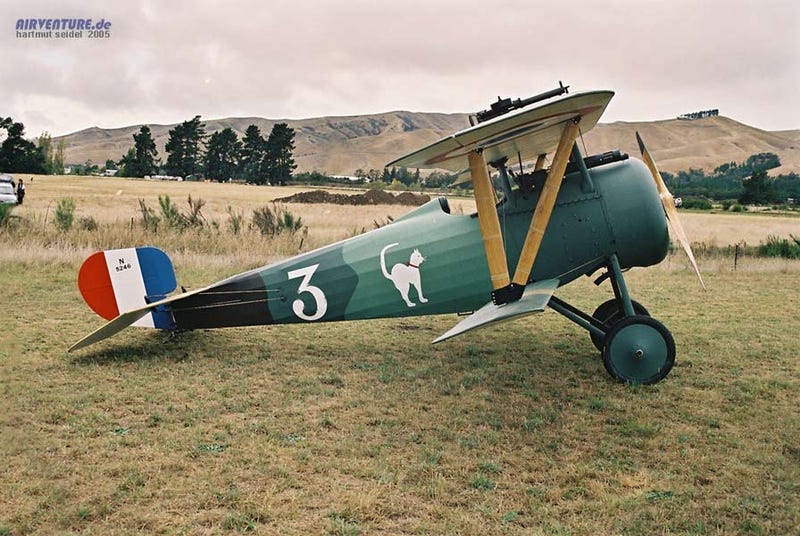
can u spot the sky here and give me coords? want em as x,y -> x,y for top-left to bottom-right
1,0 -> 798,138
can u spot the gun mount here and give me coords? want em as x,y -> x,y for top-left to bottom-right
470,82 -> 569,125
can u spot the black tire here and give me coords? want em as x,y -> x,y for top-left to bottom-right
602,315 -> 675,385
590,299 -> 650,351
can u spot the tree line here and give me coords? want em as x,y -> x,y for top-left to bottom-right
350,167 -> 458,189
662,152 -> 800,205
118,117 -> 297,184
1,114 -> 798,206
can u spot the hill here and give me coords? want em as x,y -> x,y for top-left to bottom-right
55,112 -> 800,177
583,116 -> 800,176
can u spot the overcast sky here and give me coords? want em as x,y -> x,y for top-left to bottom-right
2,0 -> 798,137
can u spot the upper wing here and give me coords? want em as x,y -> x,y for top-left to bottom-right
388,90 -> 614,172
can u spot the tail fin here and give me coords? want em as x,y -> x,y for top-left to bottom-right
78,247 -> 177,330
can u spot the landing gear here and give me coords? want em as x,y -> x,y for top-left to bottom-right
602,315 -> 675,385
546,253 -> 677,385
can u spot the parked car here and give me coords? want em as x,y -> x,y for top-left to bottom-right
0,173 -> 14,187
0,182 -> 18,205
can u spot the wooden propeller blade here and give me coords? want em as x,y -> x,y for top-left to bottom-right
636,132 -> 706,289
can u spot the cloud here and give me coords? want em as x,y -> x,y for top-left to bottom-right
1,0 -> 797,136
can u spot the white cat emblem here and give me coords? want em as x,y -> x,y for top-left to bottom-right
380,243 -> 429,307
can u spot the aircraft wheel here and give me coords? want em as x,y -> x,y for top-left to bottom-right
590,299 -> 650,351
602,315 -> 675,385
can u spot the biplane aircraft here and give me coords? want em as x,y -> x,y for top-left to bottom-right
71,84 -> 704,385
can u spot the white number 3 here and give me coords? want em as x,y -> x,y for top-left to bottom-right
287,264 -> 328,321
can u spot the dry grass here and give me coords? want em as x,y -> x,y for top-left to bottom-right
681,211 -> 800,248
14,175 -> 474,245
1,175 -> 798,534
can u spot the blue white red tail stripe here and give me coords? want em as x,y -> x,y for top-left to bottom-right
78,247 -> 176,329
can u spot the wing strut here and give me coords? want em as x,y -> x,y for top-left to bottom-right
511,117 -> 581,288
487,117 -> 581,305
468,149 -> 511,291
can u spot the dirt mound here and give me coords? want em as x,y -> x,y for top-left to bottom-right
275,189 -> 430,206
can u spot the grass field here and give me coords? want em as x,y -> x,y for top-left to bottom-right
1,176 -> 799,534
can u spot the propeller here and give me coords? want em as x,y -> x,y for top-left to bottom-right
636,132 -> 706,289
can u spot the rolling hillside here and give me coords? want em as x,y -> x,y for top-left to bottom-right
55,112 -> 800,177
584,117 -> 800,176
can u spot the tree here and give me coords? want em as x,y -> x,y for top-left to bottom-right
739,170 -> 777,205
240,125 -> 266,184
264,123 -> 296,184
123,125 -> 159,177
205,128 -> 242,182
38,132 -> 53,173
745,153 -> 780,172
118,148 -> 136,177
424,170 -> 457,189
164,116 -> 206,178
0,117 -> 47,173
53,139 -> 65,174
396,166 -> 413,186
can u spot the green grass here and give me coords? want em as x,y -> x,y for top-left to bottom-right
1,257 -> 798,534
1,179 -> 799,533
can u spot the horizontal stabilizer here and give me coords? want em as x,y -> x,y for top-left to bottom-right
433,279 -> 559,344
68,281 -> 220,352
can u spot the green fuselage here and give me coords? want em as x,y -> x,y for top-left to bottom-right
170,157 -> 669,330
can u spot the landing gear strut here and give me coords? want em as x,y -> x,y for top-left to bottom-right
546,254 -> 676,384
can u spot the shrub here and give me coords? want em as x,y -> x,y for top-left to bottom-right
758,235 -> 800,259
152,195 -> 206,231
78,215 -> 98,231
158,195 -> 184,229
185,195 -> 206,227
277,205 -> 304,235
0,204 -> 13,227
55,198 -> 76,231
226,205 -> 244,235
251,204 -> 304,236
138,198 -> 160,231
251,205 -> 277,236
680,197 -> 713,210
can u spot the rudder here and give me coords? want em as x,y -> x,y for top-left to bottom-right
78,246 -> 177,329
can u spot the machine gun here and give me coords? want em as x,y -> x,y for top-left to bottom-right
470,81 -> 570,125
